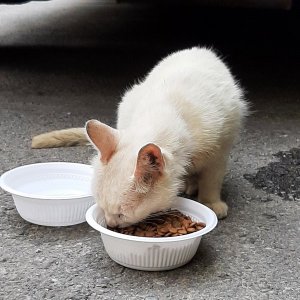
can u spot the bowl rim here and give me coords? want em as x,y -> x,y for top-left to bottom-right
0,162 -> 93,200
86,197 -> 218,243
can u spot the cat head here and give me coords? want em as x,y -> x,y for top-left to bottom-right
85,119 -> 174,228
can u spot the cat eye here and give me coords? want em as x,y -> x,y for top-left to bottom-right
118,214 -> 124,219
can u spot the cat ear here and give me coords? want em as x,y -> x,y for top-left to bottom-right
85,119 -> 119,164
134,143 -> 165,192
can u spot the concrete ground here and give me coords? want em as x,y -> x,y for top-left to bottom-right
0,1 -> 299,299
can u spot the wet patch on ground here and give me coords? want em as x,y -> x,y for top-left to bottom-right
244,148 -> 300,201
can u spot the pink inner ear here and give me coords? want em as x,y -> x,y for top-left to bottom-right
86,120 -> 118,164
134,143 -> 165,181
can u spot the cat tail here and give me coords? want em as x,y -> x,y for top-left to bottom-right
31,128 -> 89,149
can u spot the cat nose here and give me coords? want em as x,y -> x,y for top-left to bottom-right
105,216 -> 117,228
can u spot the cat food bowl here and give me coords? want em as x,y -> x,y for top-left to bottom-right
0,162 -> 94,226
86,197 -> 218,271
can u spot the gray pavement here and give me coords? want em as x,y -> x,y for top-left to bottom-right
0,1 -> 299,299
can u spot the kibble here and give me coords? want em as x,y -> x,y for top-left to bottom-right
108,209 -> 206,238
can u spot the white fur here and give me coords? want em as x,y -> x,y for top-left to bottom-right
91,47 -> 248,227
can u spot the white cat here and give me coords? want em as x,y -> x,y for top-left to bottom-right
32,47 -> 248,227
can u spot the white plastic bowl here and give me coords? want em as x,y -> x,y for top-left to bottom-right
86,197 -> 218,271
0,162 -> 94,226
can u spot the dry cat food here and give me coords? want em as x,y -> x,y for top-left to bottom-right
108,209 -> 206,237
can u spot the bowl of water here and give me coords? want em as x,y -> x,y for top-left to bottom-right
0,162 -> 94,226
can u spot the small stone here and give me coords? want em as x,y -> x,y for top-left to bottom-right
42,259 -> 57,269
75,284 -> 83,290
0,267 -> 8,275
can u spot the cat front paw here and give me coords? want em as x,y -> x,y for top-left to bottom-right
182,176 -> 198,196
184,184 -> 198,196
203,201 -> 228,219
